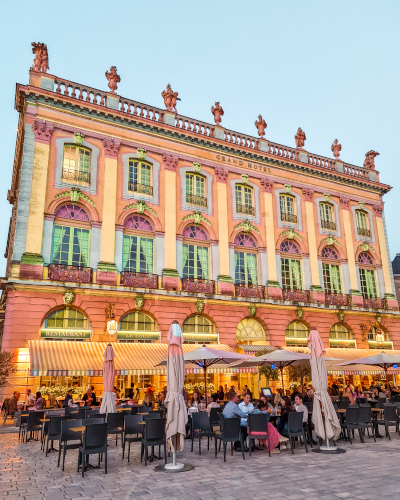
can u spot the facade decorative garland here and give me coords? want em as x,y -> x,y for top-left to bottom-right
321,235 -> 341,248
55,188 -> 95,206
357,242 -> 375,254
233,220 -> 260,235
124,201 -> 158,218
361,320 -> 382,342
279,228 -> 303,241
182,212 -> 212,227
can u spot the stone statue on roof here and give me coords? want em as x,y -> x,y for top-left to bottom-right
211,102 -> 224,125
105,66 -> 121,94
31,43 -> 49,73
294,127 -> 306,149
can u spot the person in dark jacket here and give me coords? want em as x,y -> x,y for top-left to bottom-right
82,388 -> 96,406
277,396 -> 294,438
63,389 -> 74,407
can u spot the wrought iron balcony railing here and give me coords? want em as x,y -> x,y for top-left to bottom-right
363,297 -> 387,309
236,204 -> 255,216
235,283 -> 265,298
321,220 -> 337,231
120,272 -> 158,289
282,288 -> 311,303
182,277 -> 215,294
61,168 -> 90,183
128,182 -> 153,196
357,227 -> 371,237
48,264 -> 92,283
325,293 -> 350,306
281,212 -> 297,224
186,193 -> 208,207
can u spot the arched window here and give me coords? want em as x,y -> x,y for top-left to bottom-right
368,327 -> 392,349
358,252 -> 377,298
235,184 -> 254,216
128,159 -> 153,196
123,216 -> 154,274
52,204 -> 90,267
186,172 -> 207,208
119,311 -> 157,343
182,315 -> 214,344
285,321 -> 309,347
319,202 -> 336,231
329,324 -> 355,348
234,234 -> 258,286
236,318 -> 266,345
42,308 -> 90,341
182,226 -> 209,280
62,144 -> 90,184
355,210 -> 370,237
321,246 -> 342,294
280,194 -> 297,223
280,240 -> 302,290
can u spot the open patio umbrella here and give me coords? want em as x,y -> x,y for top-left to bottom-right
334,351 -> 400,384
99,343 -> 116,414
308,328 -> 341,452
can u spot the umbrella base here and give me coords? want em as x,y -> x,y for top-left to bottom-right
155,463 -> 194,473
312,447 -> 346,454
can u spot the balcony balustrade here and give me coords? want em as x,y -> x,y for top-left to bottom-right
186,193 -> 207,208
282,288 -> 311,303
235,283 -> 265,298
363,297 -> 387,309
236,204 -> 255,216
62,168 -> 90,183
128,182 -> 153,196
357,227 -> 371,237
325,293 -> 350,306
321,220 -> 337,231
281,212 -> 297,224
48,264 -> 92,283
120,272 -> 158,289
182,277 -> 215,294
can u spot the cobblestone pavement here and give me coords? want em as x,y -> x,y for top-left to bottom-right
1,429 -> 400,500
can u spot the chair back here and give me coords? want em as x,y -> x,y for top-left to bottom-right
383,404 -> 397,422
339,400 -> 350,410
152,409 -> 165,418
192,411 -> 211,432
83,423 -> 108,448
87,413 -> 106,421
145,417 -> 166,440
221,417 -> 241,440
140,406 -> 151,414
390,395 -> 400,403
209,407 -> 222,425
124,414 -> 144,434
107,412 -> 124,430
90,408 -> 100,414
65,407 -> 77,417
83,417 -> 105,425
248,413 -> 269,434
357,406 -> 372,423
20,413 -> 30,427
378,397 -> 387,409
288,411 -> 304,433
78,408 -> 92,420
48,416 -> 68,437
393,402 -> 400,411
304,402 -> 313,412
60,419 -> 83,441
143,412 -> 162,421
358,397 -> 366,404
218,413 -> 225,431
130,406 -> 139,415
28,411 -> 44,427
349,404 -> 358,408
345,407 -> 358,425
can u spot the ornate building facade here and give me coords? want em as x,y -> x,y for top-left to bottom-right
2,45 -> 400,397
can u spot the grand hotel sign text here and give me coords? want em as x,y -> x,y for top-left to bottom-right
215,154 -> 272,174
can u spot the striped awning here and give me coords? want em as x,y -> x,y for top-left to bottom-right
28,341 -> 256,376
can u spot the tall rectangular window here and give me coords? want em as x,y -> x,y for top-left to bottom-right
234,252 -> 258,285
280,194 -> 294,215
52,225 -> 90,267
62,145 -> 90,183
122,235 -> 154,274
281,258 -> 302,290
359,268 -> 377,298
356,210 -> 368,229
319,203 -> 333,222
236,185 -> 254,215
186,173 -> 207,207
182,244 -> 209,279
322,263 -> 342,294
128,160 -> 153,195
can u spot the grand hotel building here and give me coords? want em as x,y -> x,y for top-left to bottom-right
2,52 -> 399,398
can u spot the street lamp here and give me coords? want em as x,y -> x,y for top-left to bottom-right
375,332 -> 385,345
106,317 -> 118,336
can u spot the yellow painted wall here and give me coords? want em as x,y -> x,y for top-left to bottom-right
25,143 -> 50,254
376,218 -> 393,295
304,201 -> 320,286
100,157 -> 118,263
263,192 -> 277,281
164,169 -> 177,269
342,210 -> 358,290
217,182 -> 230,276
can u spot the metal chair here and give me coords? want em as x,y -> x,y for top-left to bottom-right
209,407 -> 222,431
357,405 -> 375,442
23,411 -> 44,443
83,418 -> 105,426
107,412 -> 124,446
140,417 -> 167,466
338,400 -> 350,410
18,412 -> 30,440
78,423 -> 108,477
287,411 -> 308,454
214,417 -> 245,462
375,404 -> 398,439
45,416 -> 68,456
123,415 -> 143,462
86,413 -> 106,421
78,408 -> 92,420
248,413 -> 270,457
341,407 -> 363,444
64,407 -> 79,418
377,397 -> 387,409
190,412 -> 216,455
58,419 -> 83,471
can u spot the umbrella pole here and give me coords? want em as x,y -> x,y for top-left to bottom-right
280,367 -> 285,393
203,365 -> 207,406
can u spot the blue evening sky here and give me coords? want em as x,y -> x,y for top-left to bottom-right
0,0 -> 399,275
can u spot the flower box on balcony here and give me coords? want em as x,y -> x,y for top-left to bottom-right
282,289 -> 311,303
48,264 -> 92,283
325,293 -> 350,306
182,278 -> 215,294
120,272 -> 158,289
234,283 -> 265,298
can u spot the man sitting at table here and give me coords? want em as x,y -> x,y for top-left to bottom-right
7,392 -> 20,416
82,388 -> 96,406
223,392 -> 249,451
26,389 -> 35,408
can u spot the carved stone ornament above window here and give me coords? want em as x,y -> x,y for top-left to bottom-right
163,154 -> 178,171
260,177 -> 273,193
241,173 -> 249,185
193,162 -> 201,173
123,201 -> 159,218
302,187 -> 314,201
284,184 -> 291,194
248,304 -> 256,317
63,291 -> 75,305
279,228 -> 303,242
337,311 -> 345,323
182,212 -> 212,227
137,148 -> 147,160
357,242 -> 375,254
296,307 -> 303,320
339,196 -> 350,209
73,132 -> 84,146
135,295 -> 144,310
195,300 -> 205,314
321,235 -> 341,248
373,203 -> 383,217
323,193 -> 330,202
359,201 -> 365,210
215,166 -> 228,183
233,220 -> 260,235
103,137 -> 120,158
54,188 -> 95,207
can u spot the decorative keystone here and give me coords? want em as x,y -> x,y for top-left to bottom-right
359,201 -> 365,210
296,307 -> 303,320
193,162 -> 201,173
241,173 -> 249,185
182,212 -> 211,227
323,193 -> 330,202
137,148 -> 147,160
248,304 -> 256,318
137,200 -> 146,214
135,295 -> 144,310
63,291 -> 75,305
337,311 -> 344,323
195,300 -> 205,314
234,220 -> 260,235
73,132 -> 84,146
284,184 -> 291,194
70,188 -> 80,202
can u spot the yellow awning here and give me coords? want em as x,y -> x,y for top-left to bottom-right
28,341 -> 254,376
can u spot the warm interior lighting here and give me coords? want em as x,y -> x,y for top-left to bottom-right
106,318 -> 118,336
17,348 -> 30,363
375,333 -> 385,344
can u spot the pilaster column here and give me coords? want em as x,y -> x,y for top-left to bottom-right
303,188 -> 325,303
20,120 -> 53,280
340,196 -> 363,306
261,178 -> 281,299
374,203 -> 398,309
97,138 -> 120,285
215,166 -> 234,296
162,154 -> 180,291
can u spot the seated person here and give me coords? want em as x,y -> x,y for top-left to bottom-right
113,386 -> 120,399
251,400 -> 288,454
206,393 -> 220,415
259,395 -> 276,414
223,391 -> 247,451
188,391 -> 201,408
303,387 -> 313,403
277,396 -> 294,439
7,392 -> 20,416
294,394 -> 308,422
63,389 -> 74,408
82,388 -> 96,406
26,389 -> 35,408
34,392 -> 44,410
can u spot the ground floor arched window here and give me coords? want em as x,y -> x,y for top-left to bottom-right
329,324 -> 355,348
285,321 -> 309,347
182,315 -> 216,344
236,318 -> 267,345
118,311 -> 159,343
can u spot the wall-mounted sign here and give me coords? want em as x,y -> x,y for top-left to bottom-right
329,340 -> 356,348
183,333 -> 218,342
40,328 -> 91,340
215,154 -> 272,174
369,341 -> 393,350
285,338 -> 308,346
117,331 -> 160,341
